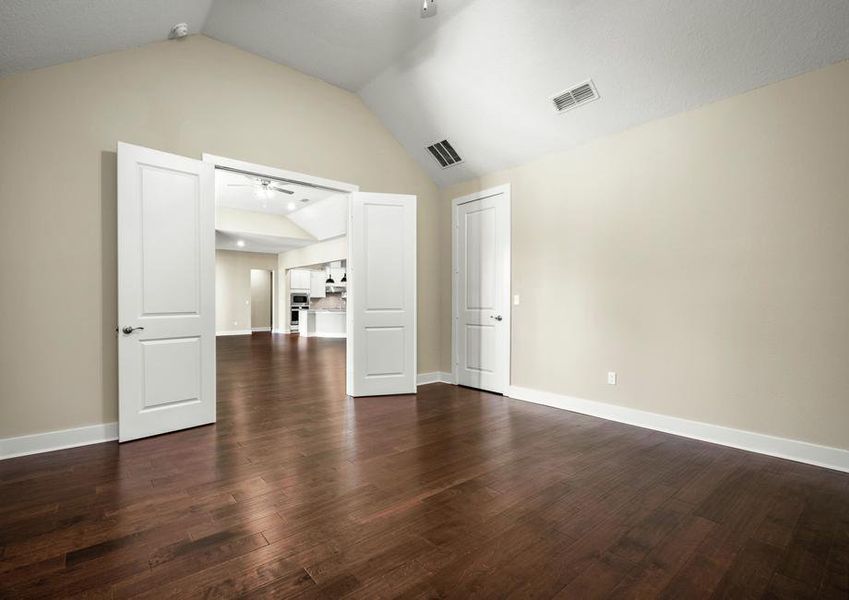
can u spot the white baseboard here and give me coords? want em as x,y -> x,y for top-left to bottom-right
506,385 -> 849,473
216,330 -> 252,336
272,328 -> 290,334
0,422 -> 118,460
417,371 -> 455,386
251,327 -> 271,332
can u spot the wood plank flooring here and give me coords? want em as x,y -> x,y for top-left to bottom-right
1,332 -> 847,598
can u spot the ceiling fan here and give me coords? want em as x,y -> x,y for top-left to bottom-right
227,176 -> 294,197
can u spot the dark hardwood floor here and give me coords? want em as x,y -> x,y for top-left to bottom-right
1,333 -> 847,598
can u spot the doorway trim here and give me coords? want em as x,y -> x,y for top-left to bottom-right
202,153 -> 359,387
451,184 -> 512,392
202,154 -> 359,195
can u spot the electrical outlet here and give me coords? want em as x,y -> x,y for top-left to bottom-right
607,371 -> 617,385
513,294 -> 520,306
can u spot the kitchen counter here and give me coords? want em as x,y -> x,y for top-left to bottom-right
298,309 -> 346,338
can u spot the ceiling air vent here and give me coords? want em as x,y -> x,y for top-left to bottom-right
426,139 -> 463,168
552,80 -> 599,113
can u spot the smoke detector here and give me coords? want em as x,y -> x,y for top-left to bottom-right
420,0 -> 437,18
169,23 -> 189,39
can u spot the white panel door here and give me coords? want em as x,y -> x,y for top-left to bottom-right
455,190 -> 510,393
347,192 -> 416,396
118,142 -> 216,442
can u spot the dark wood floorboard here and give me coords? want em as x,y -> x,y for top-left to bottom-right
1,332 -> 847,599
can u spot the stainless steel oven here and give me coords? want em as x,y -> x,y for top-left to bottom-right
290,294 -> 309,332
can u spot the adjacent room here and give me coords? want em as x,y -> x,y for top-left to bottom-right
1,1 -> 848,598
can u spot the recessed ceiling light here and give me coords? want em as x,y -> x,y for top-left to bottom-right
287,202 -> 296,210
236,240 -> 245,247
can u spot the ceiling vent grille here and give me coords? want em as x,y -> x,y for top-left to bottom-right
552,80 -> 599,113
426,139 -> 463,168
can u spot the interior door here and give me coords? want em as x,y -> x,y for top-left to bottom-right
455,191 -> 510,393
117,142 -> 216,442
347,192 -> 417,396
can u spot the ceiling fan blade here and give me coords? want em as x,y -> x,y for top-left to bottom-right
226,183 -> 258,188
269,186 -> 294,195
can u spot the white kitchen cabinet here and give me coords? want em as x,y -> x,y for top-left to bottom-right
289,269 -> 311,291
310,270 -> 326,298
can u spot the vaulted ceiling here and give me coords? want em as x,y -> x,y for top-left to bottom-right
3,0 -> 849,185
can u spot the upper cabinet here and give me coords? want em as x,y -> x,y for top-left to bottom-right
310,271 -> 326,298
289,269 -> 311,291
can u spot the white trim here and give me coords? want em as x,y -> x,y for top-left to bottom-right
452,184 -> 512,393
506,385 -> 849,473
202,154 -> 359,194
216,329 -> 252,336
272,327 -> 290,334
417,372 -> 455,386
1,423 -> 118,460
251,327 -> 272,332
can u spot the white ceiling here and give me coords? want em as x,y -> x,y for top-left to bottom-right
4,0 -> 849,185
216,169 -> 339,216
0,0 -> 213,76
216,169 -> 347,242
286,194 -> 348,242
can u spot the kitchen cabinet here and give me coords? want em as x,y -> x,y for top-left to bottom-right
310,270 -> 326,298
289,269 -> 311,291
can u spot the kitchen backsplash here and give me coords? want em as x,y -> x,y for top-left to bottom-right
311,292 -> 345,310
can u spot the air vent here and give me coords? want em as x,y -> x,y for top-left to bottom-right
426,139 -> 463,168
552,80 -> 599,113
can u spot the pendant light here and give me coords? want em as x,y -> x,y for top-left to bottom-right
341,272 -> 347,283
325,269 -> 334,284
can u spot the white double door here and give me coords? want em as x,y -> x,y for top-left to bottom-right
454,189 -> 510,394
118,143 -> 417,442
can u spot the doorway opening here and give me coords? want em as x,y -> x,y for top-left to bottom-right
207,154 -> 356,408
116,142 -> 418,442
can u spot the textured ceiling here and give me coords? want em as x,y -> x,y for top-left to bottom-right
0,0 -> 213,76
3,0 -> 849,185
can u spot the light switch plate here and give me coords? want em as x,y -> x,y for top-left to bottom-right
607,371 -> 617,385
513,294 -> 520,306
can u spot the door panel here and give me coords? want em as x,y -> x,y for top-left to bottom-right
348,192 -> 416,396
118,142 -> 215,442
456,191 -> 509,393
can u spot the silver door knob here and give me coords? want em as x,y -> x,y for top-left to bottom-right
121,326 -> 145,334
490,315 -> 503,321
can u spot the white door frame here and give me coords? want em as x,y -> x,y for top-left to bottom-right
451,184 -> 512,391
201,153 -> 359,380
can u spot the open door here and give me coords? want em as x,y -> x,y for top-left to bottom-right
347,192 -> 417,396
117,142 -> 216,442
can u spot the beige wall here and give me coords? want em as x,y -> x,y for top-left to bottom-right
278,237 -> 347,271
441,60 -> 849,450
0,35 -> 441,438
250,269 -> 273,330
215,250 -> 277,334
216,207 -> 314,241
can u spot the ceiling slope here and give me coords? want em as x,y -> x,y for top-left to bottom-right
359,0 -> 849,184
0,0 -> 214,77
3,0 -> 849,186
203,0 -> 475,91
